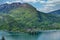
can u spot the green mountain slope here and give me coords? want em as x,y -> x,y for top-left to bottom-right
0,3 -> 60,32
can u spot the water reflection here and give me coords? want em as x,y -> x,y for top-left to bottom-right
1,31 -> 60,40
38,31 -> 60,40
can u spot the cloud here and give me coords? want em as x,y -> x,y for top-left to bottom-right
5,0 -> 22,4
5,1 -> 12,4
37,0 -> 60,13
22,0 -> 37,3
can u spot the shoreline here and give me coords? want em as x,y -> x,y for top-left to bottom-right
1,30 -> 60,35
1,30 -> 60,33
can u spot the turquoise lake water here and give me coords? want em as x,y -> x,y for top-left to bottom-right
0,30 -> 60,40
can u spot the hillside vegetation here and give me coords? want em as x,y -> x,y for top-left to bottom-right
0,3 -> 60,32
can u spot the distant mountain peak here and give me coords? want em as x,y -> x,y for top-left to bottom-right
0,2 -> 36,13
49,9 -> 60,14
49,9 -> 60,17
5,2 -> 21,6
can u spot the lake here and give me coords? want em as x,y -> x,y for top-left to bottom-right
0,30 -> 60,40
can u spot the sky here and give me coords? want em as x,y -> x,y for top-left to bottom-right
0,0 -> 60,13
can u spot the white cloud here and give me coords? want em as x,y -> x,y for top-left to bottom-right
38,0 -> 60,12
5,0 -> 22,4
22,0 -> 37,2
5,1 -> 12,4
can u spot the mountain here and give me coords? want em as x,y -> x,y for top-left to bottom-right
49,10 -> 60,17
0,2 -> 36,13
0,2 -> 60,32
0,2 -> 21,13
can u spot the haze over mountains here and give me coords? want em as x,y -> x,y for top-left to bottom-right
0,2 -> 60,32
49,10 -> 60,17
